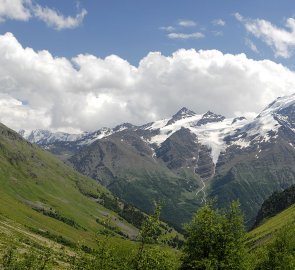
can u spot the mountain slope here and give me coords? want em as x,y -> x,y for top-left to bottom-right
247,202 -> 295,247
0,123 -> 141,249
20,93 -> 295,228
253,184 -> 295,228
210,95 -> 295,226
68,128 -> 202,228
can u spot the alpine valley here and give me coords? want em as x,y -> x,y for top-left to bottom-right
20,93 -> 295,228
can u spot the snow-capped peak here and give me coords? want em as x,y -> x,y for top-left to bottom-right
174,107 -> 196,118
19,93 -> 295,166
195,111 -> 226,126
145,112 -> 247,164
225,95 -> 295,147
258,93 -> 295,118
165,107 -> 196,126
20,129 -> 84,144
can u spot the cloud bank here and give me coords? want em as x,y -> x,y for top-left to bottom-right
0,32 -> 295,132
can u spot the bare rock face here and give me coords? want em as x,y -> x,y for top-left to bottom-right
19,94 -> 295,228
165,107 -> 196,126
156,127 -> 199,171
195,145 -> 215,180
196,111 -> 225,126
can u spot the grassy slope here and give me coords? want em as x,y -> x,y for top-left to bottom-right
246,203 -> 295,247
0,123 -> 138,250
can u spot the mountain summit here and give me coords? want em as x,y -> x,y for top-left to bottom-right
196,111 -> 226,126
19,93 -> 295,227
166,107 -> 196,126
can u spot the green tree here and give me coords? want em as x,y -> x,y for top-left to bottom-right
71,203 -> 179,270
254,225 -> 295,270
130,202 -> 179,270
132,203 -> 162,270
180,201 -> 247,270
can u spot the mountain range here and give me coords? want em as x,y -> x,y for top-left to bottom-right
19,93 -> 295,228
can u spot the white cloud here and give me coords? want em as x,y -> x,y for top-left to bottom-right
234,12 -> 243,22
236,13 -> 295,58
167,32 -> 204,40
178,20 -> 196,27
33,5 -> 87,30
212,19 -> 225,26
212,30 -> 223,37
0,0 -> 87,30
159,26 -> 176,32
245,38 -> 259,53
1,33 -> 295,132
0,0 -> 31,22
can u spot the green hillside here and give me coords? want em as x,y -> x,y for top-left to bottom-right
0,122 -> 182,267
0,122 -> 143,252
253,184 -> 295,228
247,203 -> 295,247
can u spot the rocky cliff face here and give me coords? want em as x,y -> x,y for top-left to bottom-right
19,93 -> 295,228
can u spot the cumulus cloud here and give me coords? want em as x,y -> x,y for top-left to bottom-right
0,0 -> 87,30
178,20 -> 196,27
167,32 -> 204,40
1,32 -> 295,132
235,13 -> 295,58
212,19 -> 225,26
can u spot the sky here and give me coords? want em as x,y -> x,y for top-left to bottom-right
1,0 -> 295,132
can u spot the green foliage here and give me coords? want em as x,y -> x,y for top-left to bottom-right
99,193 -> 121,213
95,217 -> 128,238
119,204 -> 146,229
99,194 -> 147,230
70,204 -> 179,270
0,246 -> 53,270
70,237 -> 119,270
253,184 -> 295,228
130,247 -> 179,270
138,203 -> 162,245
181,201 -> 247,270
28,227 -> 76,248
132,203 -> 163,270
252,225 -> 295,269
32,207 -> 85,230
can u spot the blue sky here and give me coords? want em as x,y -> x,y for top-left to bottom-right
2,0 -> 295,132
0,0 -> 294,66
